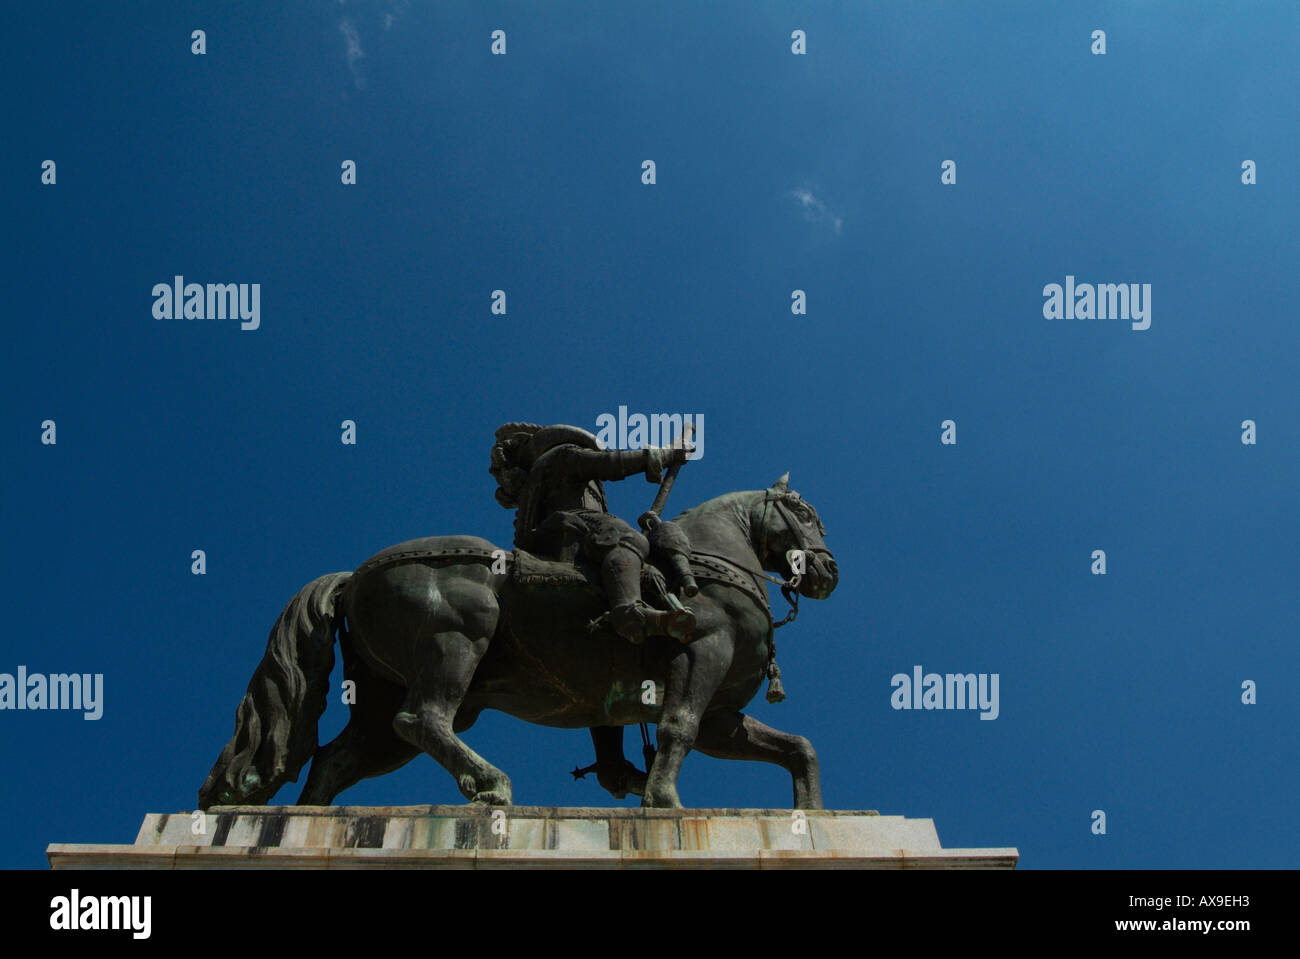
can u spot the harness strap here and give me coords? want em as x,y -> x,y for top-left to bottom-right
351,545 -> 503,579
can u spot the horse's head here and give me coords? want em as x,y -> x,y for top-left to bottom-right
751,474 -> 838,600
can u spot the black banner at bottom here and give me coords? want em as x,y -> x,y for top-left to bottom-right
0,868 -> 1281,946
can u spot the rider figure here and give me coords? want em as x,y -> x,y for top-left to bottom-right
489,422 -> 695,643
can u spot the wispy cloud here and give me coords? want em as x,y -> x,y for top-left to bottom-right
382,0 -> 409,31
336,2 -> 410,87
338,17 -> 366,89
789,187 -> 843,234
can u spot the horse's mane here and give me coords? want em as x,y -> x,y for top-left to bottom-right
672,489 -> 758,522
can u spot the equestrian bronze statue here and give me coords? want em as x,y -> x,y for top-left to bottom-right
199,423 -> 838,810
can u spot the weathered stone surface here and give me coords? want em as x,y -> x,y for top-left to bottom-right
48,806 -> 1018,869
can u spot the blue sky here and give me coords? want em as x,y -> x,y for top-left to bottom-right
3,2 -> 1297,868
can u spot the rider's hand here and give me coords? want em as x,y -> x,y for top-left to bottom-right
668,443 -> 694,465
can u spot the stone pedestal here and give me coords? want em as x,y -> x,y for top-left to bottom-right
47,806 -> 1017,869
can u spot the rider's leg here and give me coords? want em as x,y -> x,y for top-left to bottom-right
602,543 -> 694,642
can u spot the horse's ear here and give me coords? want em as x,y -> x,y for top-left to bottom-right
771,472 -> 789,492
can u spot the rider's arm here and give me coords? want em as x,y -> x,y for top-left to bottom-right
559,445 -> 685,484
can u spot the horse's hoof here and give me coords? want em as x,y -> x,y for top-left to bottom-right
641,790 -> 683,809
471,791 -> 512,806
599,762 -> 647,800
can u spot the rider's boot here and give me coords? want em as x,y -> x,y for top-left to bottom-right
610,601 -> 695,644
601,546 -> 695,644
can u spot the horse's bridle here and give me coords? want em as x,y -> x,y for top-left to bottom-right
756,490 -> 831,628
759,492 -> 827,579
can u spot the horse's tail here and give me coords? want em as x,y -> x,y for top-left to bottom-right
198,572 -> 351,809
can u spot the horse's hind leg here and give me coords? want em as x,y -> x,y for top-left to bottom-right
298,666 -> 417,805
298,719 -> 419,805
391,630 -> 513,805
693,708 -> 823,809
588,725 -> 648,799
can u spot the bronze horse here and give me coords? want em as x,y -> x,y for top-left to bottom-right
198,475 -> 837,810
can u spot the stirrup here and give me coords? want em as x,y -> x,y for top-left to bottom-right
662,606 -> 695,643
603,601 -> 697,644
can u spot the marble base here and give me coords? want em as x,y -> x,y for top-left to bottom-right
47,806 -> 1018,869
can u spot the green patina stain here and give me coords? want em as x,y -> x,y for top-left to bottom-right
603,680 -> 628,714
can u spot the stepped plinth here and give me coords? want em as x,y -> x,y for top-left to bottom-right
48,806 -> 1018,869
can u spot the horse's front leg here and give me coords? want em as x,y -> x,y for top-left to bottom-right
642,630 -> 733,808
693,708 -> 823,809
